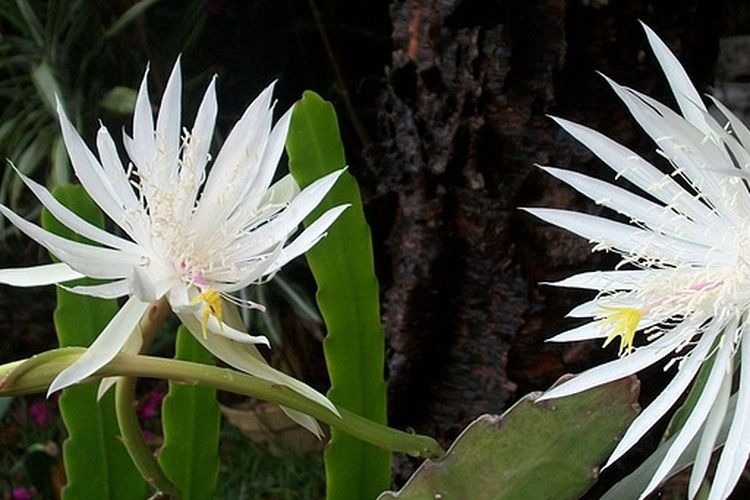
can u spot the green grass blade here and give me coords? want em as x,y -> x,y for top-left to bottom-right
287,90 -> 390,500
158,326 -> 220,500
41,185 -> 148,499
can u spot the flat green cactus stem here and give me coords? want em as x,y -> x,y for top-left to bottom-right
379,375 -> 640,500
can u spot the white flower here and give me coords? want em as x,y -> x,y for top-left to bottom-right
525,23 -> 750,500
0,61 -> 346,424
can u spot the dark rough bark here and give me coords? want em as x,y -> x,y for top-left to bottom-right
363,0 -> 732,490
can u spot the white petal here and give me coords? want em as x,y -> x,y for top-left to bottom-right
709,328 -> 750,500
539,322 -> 694,401
544,269 -> 655,291
522,208 -> 721,265
602,78 -> 735,225
155,58 -> 182,179
604,321 -> 720,467
178,311 -> 339,416
131,66 -> 156,174
550,116 -> 716,225
230,169 -> 346,260
57,102 -> 132,233
220,243 -> 284,293
540,166 -> 705,240
641,331 -> 735,498
264,204 -> 349,275
95,126 -> 144,233
63,279 -> 130,299
96,324 -> 144,400
0,204 -> 140,279
689,364 -> 732,498
708,95 -> 750,154
14,166 -> 140,252
48,296 -> 150,394
235,106 -> 294,214
195,82 -> 276,221
547,321 -> 607,342
128,266 -> 158,302
566,298 -> 601,318
0,263 -> 83,287
640,22 -> 711,136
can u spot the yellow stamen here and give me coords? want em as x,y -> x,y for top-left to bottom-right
600,306 -> 642,356
190,288 -> 223,338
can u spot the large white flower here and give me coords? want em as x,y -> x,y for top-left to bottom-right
0,61 -> 346,424
525,23 -> 750,500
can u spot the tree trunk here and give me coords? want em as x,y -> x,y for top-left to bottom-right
362,0 -> 733,491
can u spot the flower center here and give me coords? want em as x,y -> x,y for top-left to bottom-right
600,306 -> 643,356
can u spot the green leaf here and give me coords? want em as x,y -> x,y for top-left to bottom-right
30,62 -> 63,114
287,90 -> 390,500
41,185 -> 148,500
100,86 -> 137,116
379,376 -> 641,500
104,0 -> 160,39
159,327 -> 220,500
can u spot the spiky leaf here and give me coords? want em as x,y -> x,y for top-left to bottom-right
287,91 -> 390,500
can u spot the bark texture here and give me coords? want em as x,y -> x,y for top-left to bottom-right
362,0 -> 730,489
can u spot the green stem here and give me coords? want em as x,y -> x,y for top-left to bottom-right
0,349 -> 444,459
115,375 -> 179,497
113,299 -> 178,497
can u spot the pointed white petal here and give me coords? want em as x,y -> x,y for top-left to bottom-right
0,263 -> 83,287
707,95 -> 750,153
522,208 -> 720,265
56,102 -> 132,232
48,296 -> 150,394
640,21 -> 710,135
540,166 -> 705,240
566,299 -> 601,318
96,324 -> 144,400
178,311 -> 339,416
155,58 -> 182,177
95,126 -> 143,227
131,66 -> 156,174
550,116 -> 716,225
604,321 -> 720,467
264,204 -> 349,275
602,78 -> 735,224
709,329 -> 750,500
547,321 -> 607,342
14,166 -> 139,252
0,204 -> 140,279
63,279 -> 130,299
689,366 -> 732,498
641,332 -> 735,498
544,269 -> 655,291
539,322 -> 695,401
196,82 -> 276,219
236,106 -> 294,214
230,169 -> 346,260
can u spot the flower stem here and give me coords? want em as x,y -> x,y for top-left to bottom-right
0,349 -> 445,459
115,375 -> 178,497
114,299 -> 177,497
